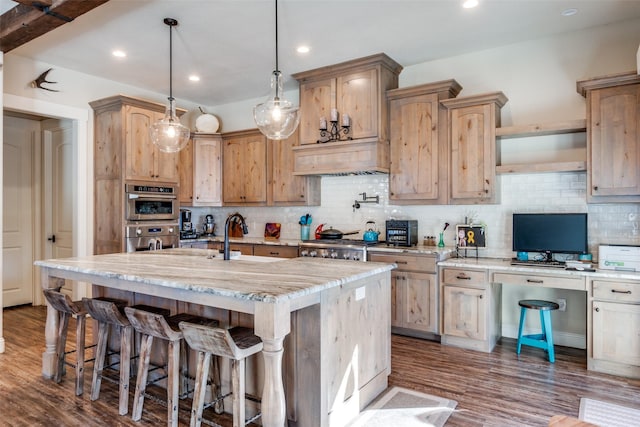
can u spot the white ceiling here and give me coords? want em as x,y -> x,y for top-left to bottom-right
6,0 -> 640,107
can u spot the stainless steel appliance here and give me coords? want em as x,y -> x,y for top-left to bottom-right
385,220 -> 418,247
125,223 -> 179,252
125,183 -> 178,222
299,239 -> 375,262
202,214 -> 215,236
180,209 -> 198,239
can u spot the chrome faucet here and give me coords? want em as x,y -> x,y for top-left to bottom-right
224,212 -> 249,260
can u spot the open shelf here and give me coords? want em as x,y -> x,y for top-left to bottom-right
496,119 -> 587,174
496,161 -> 586,175
496,119 -> 586,139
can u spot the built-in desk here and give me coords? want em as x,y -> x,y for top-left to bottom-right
438,258 -> 640,378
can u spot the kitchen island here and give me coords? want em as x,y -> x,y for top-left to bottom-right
35,249 -> 394,427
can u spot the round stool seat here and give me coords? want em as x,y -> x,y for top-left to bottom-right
518,299 -> 560,311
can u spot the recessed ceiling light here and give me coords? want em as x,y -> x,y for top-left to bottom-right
297,45 -> 310,54
188,75 -> 200,82
561,8 -> 578,17
112,50 -> 126,58
463,0 -> 479,9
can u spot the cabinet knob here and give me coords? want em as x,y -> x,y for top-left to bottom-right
479,295 -> 483,299
593,186 -> 598,191
594,307 -> 600,312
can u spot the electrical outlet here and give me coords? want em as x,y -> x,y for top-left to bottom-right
557,298 -> 567,312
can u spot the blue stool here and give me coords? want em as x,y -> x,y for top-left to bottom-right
516,299 -> 560,363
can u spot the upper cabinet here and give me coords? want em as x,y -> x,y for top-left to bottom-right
192,133 -> 223,207
124,105 -> 179,182
577,71 -> 640,203
387,80 -> 462,204
222,129 -> 268,205
268,132 -> 321,206
292,53 -> 403,175
441,92 -> 508,205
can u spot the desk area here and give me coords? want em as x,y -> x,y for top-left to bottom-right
437,258 -> 640,379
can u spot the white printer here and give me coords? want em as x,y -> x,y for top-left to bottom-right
598,244 -> 640,272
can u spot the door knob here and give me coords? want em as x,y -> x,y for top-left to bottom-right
47,235 -> 56,243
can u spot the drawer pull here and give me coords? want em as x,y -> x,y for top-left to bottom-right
456,275 -> 471,280
270,252 -> 279,255
611,289 -> 632,294
395,261 -> 408,264
526,279 -> 544,284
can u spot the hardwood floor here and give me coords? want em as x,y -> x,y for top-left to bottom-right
1,305 -> 639,426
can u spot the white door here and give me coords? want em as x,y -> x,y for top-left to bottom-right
2,116 -> 36,307
43,119 -> 75,297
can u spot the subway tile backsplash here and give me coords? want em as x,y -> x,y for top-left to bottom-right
188,172 -> 640,260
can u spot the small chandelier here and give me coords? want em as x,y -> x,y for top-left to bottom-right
150,18 -> 190,153
253,0 -> 300,140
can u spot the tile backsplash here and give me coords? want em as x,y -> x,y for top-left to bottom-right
187,172 -> 639,260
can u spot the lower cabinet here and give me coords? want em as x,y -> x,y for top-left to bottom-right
369,252 -> 438,338
589,279 -> 640,378
440,267 -> 501,352
253,244 -> 299,258
179,241 -> 208,249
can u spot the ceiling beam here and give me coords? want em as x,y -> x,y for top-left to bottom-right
0,0 -> 110,53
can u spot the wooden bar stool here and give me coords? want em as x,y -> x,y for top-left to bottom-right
124,307 -> 218,427
82,298 -> 171,416
179,322 -> 263,427
516,299 -> 560,363
42,288 -> 91,396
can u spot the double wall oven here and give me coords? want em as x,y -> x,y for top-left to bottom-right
124,183 -> 179,252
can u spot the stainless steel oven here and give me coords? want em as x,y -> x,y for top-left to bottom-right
125,223 -> 179,252
125,183 -> 178,222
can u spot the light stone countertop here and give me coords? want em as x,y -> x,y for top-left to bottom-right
180,236 -> 301,246
35,249 -> 395,303
438,257 -> 640,281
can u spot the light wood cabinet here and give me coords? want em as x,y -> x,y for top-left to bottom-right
292,53 -> 402,175
368,252 -> 438,337
577,72 -> 640,203
178,136 -> 194,205
124,105 -> 179,182
192,133 -> 222,207
90,95 -> 185,254
222,129 -> 267,205
268,132 -> 320,206
387,80 -> 462,204
589,278 -> 640,378
440,267 -> 500,352
253,244 -> 299,258
441,92 -> 507,204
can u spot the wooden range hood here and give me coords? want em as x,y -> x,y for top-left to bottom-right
291,53 -> 403,176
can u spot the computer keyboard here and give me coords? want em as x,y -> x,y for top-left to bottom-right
510,260 -> 566,268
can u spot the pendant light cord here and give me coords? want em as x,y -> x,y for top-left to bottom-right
164,18 -> 178,103
274,0 -> 279,73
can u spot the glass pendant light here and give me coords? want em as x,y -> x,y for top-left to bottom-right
253,0 -> 300,140
150,18 -> 190,153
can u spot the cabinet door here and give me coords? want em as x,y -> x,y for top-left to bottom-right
401,272 -> 437,333
223,132 -> 267,204
178,138 -> 194,204
125,106 -> 157,181
449,103 -> 496,203
125,106 -> 178,182
270,133 -> 320,205
391,271 -> 403,328
389,93 -> 441,202
443,285 -> 486,340
299,78 -> 335,145
193,135 -> 222,206
338,69 -> 378,140
589,84 -> 640,201
592,301 -> 640,366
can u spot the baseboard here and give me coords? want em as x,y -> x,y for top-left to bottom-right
502,323 -> 586,349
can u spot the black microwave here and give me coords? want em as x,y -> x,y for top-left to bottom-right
385,220 -> 418,247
